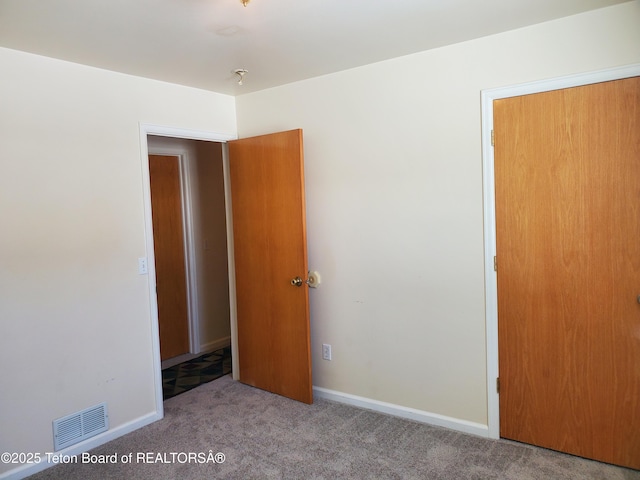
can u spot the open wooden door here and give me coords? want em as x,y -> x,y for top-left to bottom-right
494,77 -> 640,469
228,129 -> 313,404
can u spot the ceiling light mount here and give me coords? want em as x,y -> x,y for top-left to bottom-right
241,0 -> 250,6
234,69 -> 248,86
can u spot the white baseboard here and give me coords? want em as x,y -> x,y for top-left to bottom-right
313,386 -> 489,438
2,382 -> 485,479
0,411 -> 162,480
161,337 -> 232,369
200,336 -> 231,354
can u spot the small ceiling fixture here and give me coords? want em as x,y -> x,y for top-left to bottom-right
241,0 -> 250,6
234,69 -> 248,86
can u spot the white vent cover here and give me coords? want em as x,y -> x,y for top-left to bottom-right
53,403 -> 108,451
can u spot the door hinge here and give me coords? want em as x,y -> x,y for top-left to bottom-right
491,129 -> 495,147
493,256 -> 497,272
496,377 -> 500,394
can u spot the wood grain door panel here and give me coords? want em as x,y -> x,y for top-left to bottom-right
228,129 -> 312,404
495,77 -> 640,469
149,155 -> 190,361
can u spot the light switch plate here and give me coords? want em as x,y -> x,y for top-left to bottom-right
138,257 -> 148,275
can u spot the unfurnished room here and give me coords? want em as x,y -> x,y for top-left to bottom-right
0,1 -> 639,478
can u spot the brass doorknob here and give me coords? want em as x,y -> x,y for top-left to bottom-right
291,276 -> 303,287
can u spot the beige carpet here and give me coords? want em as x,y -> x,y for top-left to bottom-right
28,375 -> 640,479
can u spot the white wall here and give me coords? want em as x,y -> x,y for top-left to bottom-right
0,47 -> 236,477
235,2 -> 640,426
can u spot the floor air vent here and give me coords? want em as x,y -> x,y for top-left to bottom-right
53,403 -> 109,451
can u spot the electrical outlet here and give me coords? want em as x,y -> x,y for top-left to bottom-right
322,343 -> 332,361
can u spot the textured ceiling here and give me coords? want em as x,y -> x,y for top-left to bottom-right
0,0 -> 629,95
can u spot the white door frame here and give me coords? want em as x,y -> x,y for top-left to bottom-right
481,63 -> 640,439
139,123 -> 238,417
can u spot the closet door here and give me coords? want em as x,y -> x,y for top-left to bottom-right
495,77 -> 640,469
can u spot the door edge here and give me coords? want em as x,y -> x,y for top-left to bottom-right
221,142 -> 240,382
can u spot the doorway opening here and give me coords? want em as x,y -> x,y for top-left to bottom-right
148,136 -> 230,363
139,125 -> 238,416
141,125 -> 314,412
147,136 -> 234,401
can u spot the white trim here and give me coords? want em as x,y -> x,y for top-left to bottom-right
0,412 -> 161,480
481,63 -> 640,440
482,63 -> 640,102
161,351 -> 202,369
313,387 -> 488,438
178,153 -> 200,355
139,126 -> 165,422
161,336 -> 232,369
200,335 -> 232,353
142,124 -> 236,143
221,143 -> 240,381
139,123 -> 238,423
